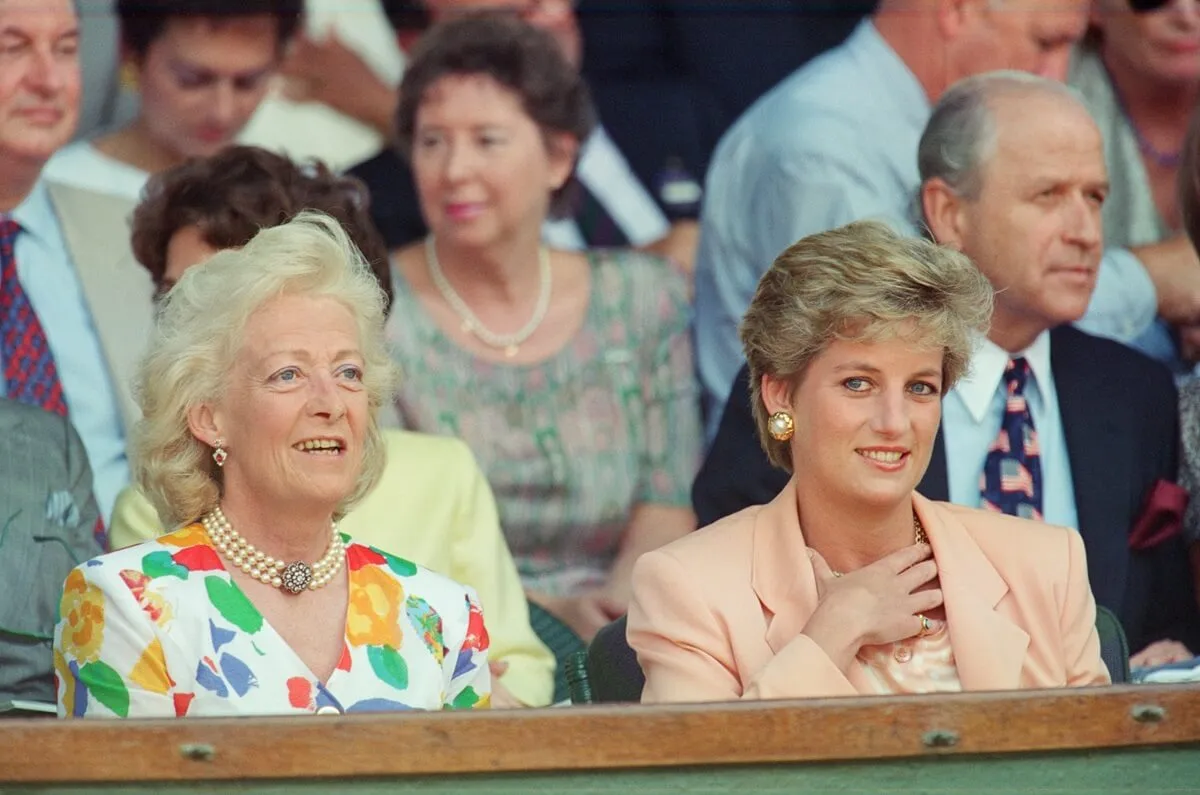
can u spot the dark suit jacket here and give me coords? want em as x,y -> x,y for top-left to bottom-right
694,326 -> 1200,653
0,399 -> 102,704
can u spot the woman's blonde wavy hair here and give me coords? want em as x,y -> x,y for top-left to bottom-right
132,211 -> 398,528
740,220 -> 994,472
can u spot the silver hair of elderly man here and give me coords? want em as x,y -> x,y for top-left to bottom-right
915,70 -> 1090,216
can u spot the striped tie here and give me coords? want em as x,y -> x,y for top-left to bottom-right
979,357 -> 1043,520
1,217 -> 107,550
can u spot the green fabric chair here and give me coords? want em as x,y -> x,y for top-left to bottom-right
568,615 -> 642,704
1095,604 -> 1130,684
526,601 -> 585,703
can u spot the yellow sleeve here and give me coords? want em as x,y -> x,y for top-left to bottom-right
448,444 -> 555,707
108,487 -> 167,551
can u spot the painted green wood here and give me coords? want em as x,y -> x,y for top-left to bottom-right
4,745 -> 1198,795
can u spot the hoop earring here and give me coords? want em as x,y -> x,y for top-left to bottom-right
212,439 -> 228,468
767,411 -> 794,442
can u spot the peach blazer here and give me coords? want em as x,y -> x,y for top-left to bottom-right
628,485 -> 1110,703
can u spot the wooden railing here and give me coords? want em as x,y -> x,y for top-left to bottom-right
1,684 -> 1198,791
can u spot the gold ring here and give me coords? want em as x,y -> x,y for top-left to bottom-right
917,614 -> 933,637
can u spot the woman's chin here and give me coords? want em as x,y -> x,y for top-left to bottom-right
845,479 -> 917,510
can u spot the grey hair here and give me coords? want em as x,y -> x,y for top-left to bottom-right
132,210 -> 398,529
917,70 -> 1087,202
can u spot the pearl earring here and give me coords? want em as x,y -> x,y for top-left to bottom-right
767,411 -> 794,442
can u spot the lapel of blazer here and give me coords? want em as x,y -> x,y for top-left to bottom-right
916,494 -> 1031,690
752,481 -> 815,656
47,181 -> 155,433
1048,326 -> 1129,610
751,482 -> 873,693
917,426 -> 950,501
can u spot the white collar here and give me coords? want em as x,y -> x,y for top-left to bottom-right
952,330 -> 1053,423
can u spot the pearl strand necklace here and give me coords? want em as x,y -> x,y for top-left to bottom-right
202,506 -> 345,595
425,234 -> 552,358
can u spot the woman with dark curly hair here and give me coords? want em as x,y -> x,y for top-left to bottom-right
389,13 -> 701,643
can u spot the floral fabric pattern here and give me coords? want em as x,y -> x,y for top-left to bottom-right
53,525 -> 490,718
388,250 -> 702,596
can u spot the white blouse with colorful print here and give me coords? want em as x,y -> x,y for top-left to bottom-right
54,524 -> 491,718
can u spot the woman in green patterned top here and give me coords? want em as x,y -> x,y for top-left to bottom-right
387,13 -> 701,643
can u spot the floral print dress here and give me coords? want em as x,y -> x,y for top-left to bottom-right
389,250 -> 702,597
53,524 -> 490,718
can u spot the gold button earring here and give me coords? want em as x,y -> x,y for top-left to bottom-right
767,411 -> 794,442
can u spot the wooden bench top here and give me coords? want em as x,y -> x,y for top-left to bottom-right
2,684 -> 1198,787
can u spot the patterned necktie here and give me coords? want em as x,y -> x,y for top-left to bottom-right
0,219 -> 106,549
980,357 -> 1044,520
1,218 -> 67,415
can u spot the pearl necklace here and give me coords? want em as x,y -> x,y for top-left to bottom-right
202,506 -> 345,595
425,234 -> 552,358
830,515 -> 927,578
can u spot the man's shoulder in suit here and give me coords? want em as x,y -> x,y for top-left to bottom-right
1052,324 -> 1177,401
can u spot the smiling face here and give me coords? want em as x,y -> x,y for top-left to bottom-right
948,93 -> 1107,349
195,293 -> 369,514
132,15 -> 280,161
767,333 -> 945,511
0,0 -> 79,175
1093,0 -> 1200,88
411,72 -> 573,250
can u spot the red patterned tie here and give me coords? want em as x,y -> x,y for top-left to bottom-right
1,218 -> 107,550
1,218 -> 68,416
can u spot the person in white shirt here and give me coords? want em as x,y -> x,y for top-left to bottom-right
43,0 -> 301,202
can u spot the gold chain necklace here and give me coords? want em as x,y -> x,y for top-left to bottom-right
202,506 -> 345,595
830,515 -> 927,578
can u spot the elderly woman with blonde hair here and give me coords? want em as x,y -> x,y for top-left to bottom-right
54,212 -> 490,718
628,220 -> 1111,703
